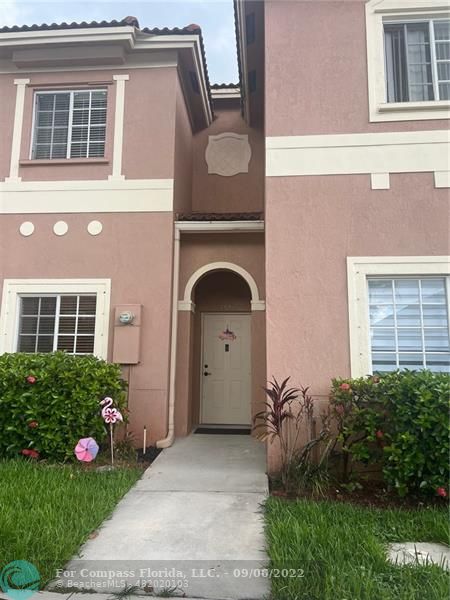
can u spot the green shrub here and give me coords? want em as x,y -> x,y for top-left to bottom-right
330,370 -> 450,497
0,352 -> 126,462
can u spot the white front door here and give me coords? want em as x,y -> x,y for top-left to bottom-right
201,313 -> 251,425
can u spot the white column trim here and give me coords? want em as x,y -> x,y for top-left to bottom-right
6,78 -> 30,183
109,74 -> 129,181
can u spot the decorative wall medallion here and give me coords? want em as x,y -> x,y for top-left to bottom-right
87,220 -> 103,236
205,133 -> 251,177
53,221 -> 68,236
19,221 -> 34,237
219,328 -> 236,341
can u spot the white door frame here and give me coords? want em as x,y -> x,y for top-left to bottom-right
199,311 -> 251,425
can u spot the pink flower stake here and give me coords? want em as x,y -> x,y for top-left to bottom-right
100,397 -> 123,465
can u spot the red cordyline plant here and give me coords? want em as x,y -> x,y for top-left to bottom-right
254,377 -> 330,491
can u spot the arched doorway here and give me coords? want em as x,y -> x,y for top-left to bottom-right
175,261 -> 266,436
193,270 -> 252,426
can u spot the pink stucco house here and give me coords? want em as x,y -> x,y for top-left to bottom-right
0,1 -> 449,471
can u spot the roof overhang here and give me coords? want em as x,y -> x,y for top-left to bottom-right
211,86 -> 241,100
234,0 -> 250,122
0,24 -> 213,129
175,220 -> 264,233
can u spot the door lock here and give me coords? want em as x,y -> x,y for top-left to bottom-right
203,371 -> 211,376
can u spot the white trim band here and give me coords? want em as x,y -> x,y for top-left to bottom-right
266,130 -> 450,188
0,178 -> 174,213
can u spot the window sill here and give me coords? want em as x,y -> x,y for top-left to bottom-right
371,100 -> 450,122
379,100 -> 450,113
19,158 -> 109,166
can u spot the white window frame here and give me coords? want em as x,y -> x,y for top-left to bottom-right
0,279 -> 111,359
30,88 -> 107,160
347,256 -> 450,377
366,0 -> 450,121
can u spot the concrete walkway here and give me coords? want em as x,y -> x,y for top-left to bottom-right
56,435 -> 269,600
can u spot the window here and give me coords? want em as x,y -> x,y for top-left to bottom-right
368,278 -> 450,372
0,279 -> 110,359
365,0 -> 450,121
18,295 -> 97,355
384,20 -> 450,102
347,257 -> 450,377
32,90 -> 107,159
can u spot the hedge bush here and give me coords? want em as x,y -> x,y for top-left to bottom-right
0,352 -> 126,461
330,370 -> 450,497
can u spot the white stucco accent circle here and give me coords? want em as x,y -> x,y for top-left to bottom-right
87,220 -> 103,236
181,261 -> 265,312
19,221 -> 34,236
53,221 -> 68,236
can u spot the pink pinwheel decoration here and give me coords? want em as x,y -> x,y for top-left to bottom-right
75,437 -> 99,462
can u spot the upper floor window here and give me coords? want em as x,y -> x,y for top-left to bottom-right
384,20 -> 450,103
365,0 -> 450,121
31,90 -> 107,160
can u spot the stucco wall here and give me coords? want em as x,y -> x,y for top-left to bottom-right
0,67 -> 178,182
0,212 -> 174,443
192,107 -> 264,214
173,76 -> 193,214
265,173 -> 449,468
263,0 -> 450,472
264,0 -> 449,136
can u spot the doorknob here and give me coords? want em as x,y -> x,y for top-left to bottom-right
203,371 -> 211,376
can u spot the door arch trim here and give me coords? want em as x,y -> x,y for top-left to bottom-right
179,261 -> 265,312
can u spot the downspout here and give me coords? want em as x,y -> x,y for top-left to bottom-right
156,226 -> 181,448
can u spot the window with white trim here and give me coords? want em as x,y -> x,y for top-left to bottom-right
32,90 -> 107,159
347,257 -> 450,377
384,19 -> 450,102
365,0 -> 450,121
368,277 -> 450,373
17,295 -> 97,355
0,279 -> 110,359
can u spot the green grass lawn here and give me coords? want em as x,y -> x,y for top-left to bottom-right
265,497 -> 449,600
0,459 -> 141,587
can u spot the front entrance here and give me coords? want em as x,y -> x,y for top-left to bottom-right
201,313 -> 251,425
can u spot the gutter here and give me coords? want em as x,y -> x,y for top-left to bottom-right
156,226 -> 181,448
